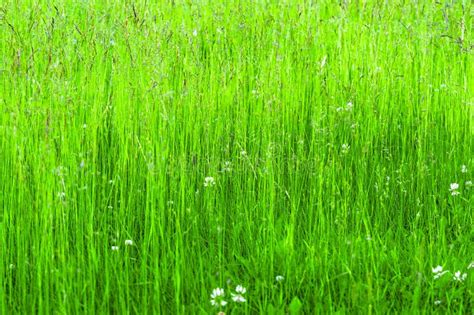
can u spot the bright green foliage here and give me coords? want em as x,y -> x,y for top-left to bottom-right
0,1 -> 473,314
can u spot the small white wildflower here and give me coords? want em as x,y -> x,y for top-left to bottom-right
365,235 -> 372,241
79,160 -> 85,168
125,240 -> 133,246
204,176 -> 216,187
276,275 -> 284,282
453,271 -> 467,282
9,264 -> 15,270
346,101 -> 353,111
461,165 -> 467,173
432,266 -> 450,280
434,300 -> 442,305
465,180 -> 472,187
467,261 -> 474,269
341,143 -> 350,154
111,246 -> 119,251
192,29 -> 198,37
211,288 -> 225,299
82,124 -> 87,129
449,183 -> 460,196
222,161 -> 232,172
240,150 -> 247,157
210,288 -> 226,307
109,39 -> 115,46
231,294 -> 246,303
235,285 -> 246,294
432,266 -> 444,274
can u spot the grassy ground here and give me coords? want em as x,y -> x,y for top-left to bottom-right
1,1 -> 473,313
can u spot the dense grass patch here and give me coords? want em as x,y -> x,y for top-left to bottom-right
1,1 -> 473,313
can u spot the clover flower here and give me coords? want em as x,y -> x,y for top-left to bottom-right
231,285 -> 247,303
453,271 -> 467,282
449,183 -> 460,196
341,143 -> 350,154
204,177 -> 216,187
210,288 -> 227,307
432,266 -> 449,280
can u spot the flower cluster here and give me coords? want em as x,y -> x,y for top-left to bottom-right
453,271 -> 467,282
210,288 -> 227,307
204,176 -> 216,187
210,285 -> 247,309
336,101 -> 353,112
449,183 -> 460,196
432,265 -> 448,280
341,143 -> 350,154
432,264 -> 469,282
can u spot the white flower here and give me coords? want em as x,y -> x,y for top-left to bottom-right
231,294 -> 246,303
432,266 -> 449,279
211,288 -> 225,299
125,240 -> 133,246
346,101 -> 353,111
276,275 -> 284,282
235,285 -> 246,294
434,300 -> 442,305
222,161 -> 232,172
341,143 -> 350,154
449,183 -> 460,196
210,287 -> 227,307
466,180 -> 472,187
240,150 -> 247,157
111,246 -> 119,251
450,183 -> 459,190
468,261 -> 474,269
204,176 -> 216,187
192,29 -> 198,37
453,271 -> 467,282
432,266 -> 443,274
461,165 -> 467,173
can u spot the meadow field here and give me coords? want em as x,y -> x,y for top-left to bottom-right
0,0 -> 473,313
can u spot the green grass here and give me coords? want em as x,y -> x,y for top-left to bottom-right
1,0 -> 473,313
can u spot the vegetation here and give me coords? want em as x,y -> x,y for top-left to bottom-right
1,1 -> 472,313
